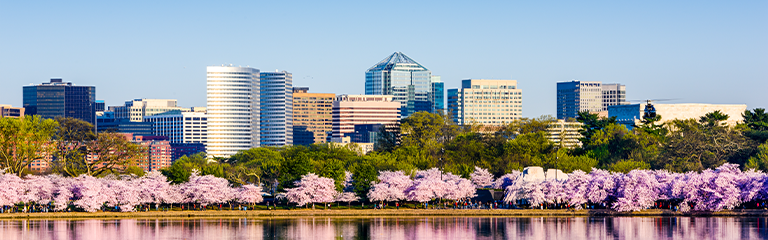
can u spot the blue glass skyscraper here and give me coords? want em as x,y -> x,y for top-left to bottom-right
365,52 -> 443,118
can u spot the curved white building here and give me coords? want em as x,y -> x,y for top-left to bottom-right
206,66 -> 260,158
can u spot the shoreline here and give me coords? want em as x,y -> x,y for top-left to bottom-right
2,209 -> 768,219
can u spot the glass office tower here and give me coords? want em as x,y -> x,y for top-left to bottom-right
365,52 -> 441,118
22,78 -> 96,125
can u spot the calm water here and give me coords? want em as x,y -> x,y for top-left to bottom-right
1,217 -> 767,240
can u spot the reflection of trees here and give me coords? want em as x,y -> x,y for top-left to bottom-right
1,217 -> 767,239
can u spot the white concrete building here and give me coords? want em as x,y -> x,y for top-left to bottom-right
447,79 -> 523,126
260,71 -> 293,147
547,119 -> 583,148
206,65 -> 260,158
112,99 -> 190,122
143,109 -> 207,145
609,103 -> 748,129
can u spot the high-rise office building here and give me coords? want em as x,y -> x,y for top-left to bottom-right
556,80 -> 626,120
206,65 -> 260,158
365,52 -> 442,118
447,79 -> 523,126
332,95 -> 400,138
23,78 -> 96,125
260,71 -> 293,147
292,87 -> 334,145
112,99 -> 190,122
601,83 -> 627,111
143,108 -> 207,145
431,76 -> 444,113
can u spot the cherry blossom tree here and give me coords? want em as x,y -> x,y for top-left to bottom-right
71,175 -> 113,212
470,167 -> 494,188
135,171 -> 174,209
405,168 -> 450,203
443,174 -> 477,201
612,170 -> 660,212
678,164 -> 743,212
586,168 -> 618,204
104,177 -> 142,212
737,169 -> 768,203
493,171 -> 521,189
237,184 -> 264,205
285,173 -> 337,208
368,171 -> 412,202
0,173 -> 24,207
21,175 -> 55,206
564,170 -> 591,208
47,174 -> 75,211
181,171 -> 236,207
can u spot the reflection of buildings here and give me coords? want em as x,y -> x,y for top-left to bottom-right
0,104 -> 24,118
23,78 -> 96,125
332,95 -> 400,138
546,120 -> 583,148
448,79 -> 523,126
556,80 -> 626,120
609,103 -> 747,130
292,87 -> 334,145
365,52 -> 443,118
260,71 -> 293,147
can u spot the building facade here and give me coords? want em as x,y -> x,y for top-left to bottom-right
143,109 -> 207,145
292,87 -> 334,145
556,80 -> 627,119
260,71 -> 293,147
332,95 -> 400,138
365,52 -> 442,118
23,78 -> 96,125
206,65 -> 260,158
112,99 -> 190,122
608,103 -> 748,130
132,135 -> 172,172
447,79 -> 523,126
601,83 -> 627,111
431,76 -> 445,113
546,120 -> 583,148
0,104 -> 24,118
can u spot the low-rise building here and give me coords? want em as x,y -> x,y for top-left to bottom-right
546,120 -> 583,148
609,103 -> 748,130
0,104 -> 25,118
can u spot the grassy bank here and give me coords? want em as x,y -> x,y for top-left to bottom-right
2,209 -> 768,219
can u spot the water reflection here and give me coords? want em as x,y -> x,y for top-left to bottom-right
0,217 -> 766,240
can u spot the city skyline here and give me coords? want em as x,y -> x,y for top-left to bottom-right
1,1 -> 766,118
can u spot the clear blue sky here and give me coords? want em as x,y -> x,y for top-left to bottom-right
1,1 -> 766,117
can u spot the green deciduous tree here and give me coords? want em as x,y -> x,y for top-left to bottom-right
0,116 -> 58,176
746,143 -> 768,171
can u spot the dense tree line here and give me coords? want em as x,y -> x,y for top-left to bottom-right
1,108 -> 767,208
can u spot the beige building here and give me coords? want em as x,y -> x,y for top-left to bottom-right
112,99 -> 191,122
0,104 -> 24,118
332,95 -> 400,138
609,103 -> 748,129
547,120 -> 583,148
292,87 -> 335,145
329,136 -> 375,155
448,79 -> 523,126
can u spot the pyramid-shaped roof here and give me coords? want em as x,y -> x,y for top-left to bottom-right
367,52 -> 428,71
